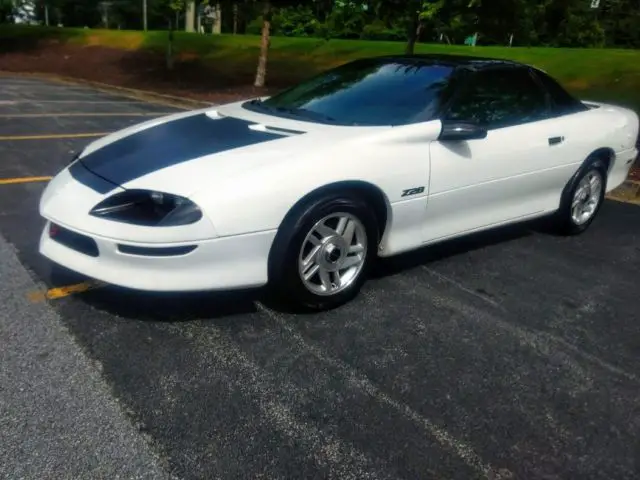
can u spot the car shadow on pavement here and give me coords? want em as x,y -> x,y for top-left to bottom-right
48,263 -> 261,322
65,220 -> 542,322
371,221 -> 536,279
76,285 -> 262,322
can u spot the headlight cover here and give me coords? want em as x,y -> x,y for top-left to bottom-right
89,189 -> 203,226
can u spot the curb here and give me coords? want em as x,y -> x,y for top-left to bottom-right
607,178 -> 640,205
0,71 -> 214,110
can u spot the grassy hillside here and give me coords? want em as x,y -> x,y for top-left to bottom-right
2,25 -> 640,111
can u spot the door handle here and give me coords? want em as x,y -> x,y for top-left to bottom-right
548,136 -> 564,145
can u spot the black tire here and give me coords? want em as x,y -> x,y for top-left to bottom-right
552,157 -> 608,236
267,192 -> 379,312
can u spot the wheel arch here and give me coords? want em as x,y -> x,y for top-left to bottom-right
266,180 -> 392,281
587,147 -> 615,173
560,147 -> 613,210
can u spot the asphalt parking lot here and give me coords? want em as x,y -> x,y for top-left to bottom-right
1,75 -> 639,480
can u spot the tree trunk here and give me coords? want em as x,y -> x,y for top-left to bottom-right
213,3 -> 222,34
233,3 -> 238,34
185,1 -> 195,32
254,1 -> 271,88
405,13 -> 419,54
166,27 -> 175,70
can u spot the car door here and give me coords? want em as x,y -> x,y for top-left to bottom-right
423,66 -> 574,244
528,67 -> 603,181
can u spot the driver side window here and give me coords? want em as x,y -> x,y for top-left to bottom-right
444,67 -> 550,130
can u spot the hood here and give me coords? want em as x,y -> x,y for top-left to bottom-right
69,100 -> 385,197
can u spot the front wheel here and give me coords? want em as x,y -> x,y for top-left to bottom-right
268,194 -> 379,311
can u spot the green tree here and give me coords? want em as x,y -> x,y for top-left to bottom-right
369,0 -> 447,54
0,0 -> 16,23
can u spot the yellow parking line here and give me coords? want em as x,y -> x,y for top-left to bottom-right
0,176 -> 53,185
27,280 -> 107,302
9,100 -> 150,104
0,132 -> 109,141
0,112 -> 171,118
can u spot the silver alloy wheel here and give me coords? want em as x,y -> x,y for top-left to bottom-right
298,212 -> 368,296
571,169 -> 603,225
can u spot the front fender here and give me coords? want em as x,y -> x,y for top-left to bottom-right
192,119 -> 441,237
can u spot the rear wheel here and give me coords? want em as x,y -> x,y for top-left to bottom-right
553,158 -> 607,235
268,193 -> 378,311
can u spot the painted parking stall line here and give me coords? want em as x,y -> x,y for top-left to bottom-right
2,88 -> 117,95
6,100 -> 166,104
0,74 -> 210,110
0,76 -> 175,305
0,176 -> 53,185
0,132 -> 110,141
27,280 -> 108,302
1,73 -> 640,480
0,75 -> 186,304
0,112 -> 173,118
1,90 -> 135,97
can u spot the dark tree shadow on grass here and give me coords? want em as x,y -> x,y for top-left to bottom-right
111,40 -> 323,100
0,26 -> 77,54
0,26 -> 332,103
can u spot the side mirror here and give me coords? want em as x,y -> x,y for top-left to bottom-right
438,121 -> 487,141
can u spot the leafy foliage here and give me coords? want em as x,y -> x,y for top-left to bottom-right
258,0 -> 640,48
0,0 -> 15,23
1,0 -> 638,48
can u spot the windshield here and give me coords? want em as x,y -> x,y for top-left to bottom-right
244,58 -> 456,126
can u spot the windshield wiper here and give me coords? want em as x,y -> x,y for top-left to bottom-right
275,106 -> 337,123
270,105 -> 338,124
246,100 -> 340,124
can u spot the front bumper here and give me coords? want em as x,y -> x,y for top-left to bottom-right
39,221 -> 277,291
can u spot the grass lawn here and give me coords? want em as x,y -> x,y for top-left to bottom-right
1,25 -> 640,111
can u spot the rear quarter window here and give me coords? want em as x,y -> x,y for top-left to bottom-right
530,69 -> 589,115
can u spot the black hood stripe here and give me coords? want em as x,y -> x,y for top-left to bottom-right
69,114 -> 300,194
69,160 -> 121,193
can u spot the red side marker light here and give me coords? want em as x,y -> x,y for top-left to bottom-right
49,223 -> 60,238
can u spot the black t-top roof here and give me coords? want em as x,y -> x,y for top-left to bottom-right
358,53 -> 525,71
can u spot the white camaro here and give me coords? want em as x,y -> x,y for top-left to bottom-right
39,54 -> 639,311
